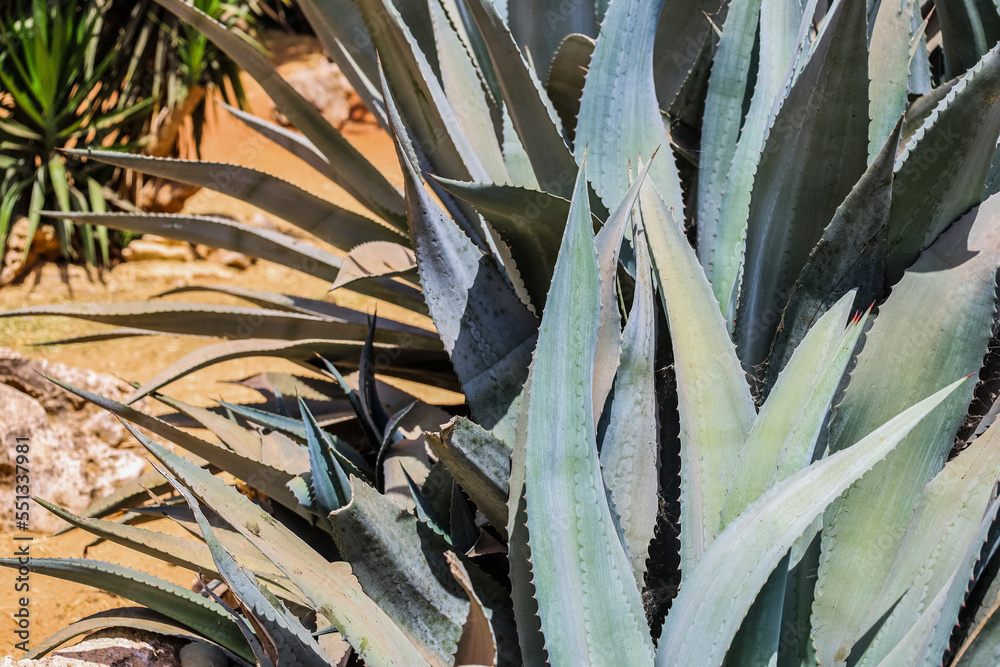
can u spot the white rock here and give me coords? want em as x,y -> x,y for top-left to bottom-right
0,349 -> 150,534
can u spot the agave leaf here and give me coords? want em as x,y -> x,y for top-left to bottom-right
163,466 -> 334,667
352,0 -> 490,245
575,0 -> 683,214
639,176 -> 756,572
521,158 -> 654,665
735,0 -> 870,369
151,0 -> 406,227
766,119 -> 902,383
46,212 -> 417,308
218,101 -> 348,184
654,377 -> 969,667
63,149 -> 407,242
592,159 -> 654,417
445,551 -> 498,667
428,0 -> 508,184
885,43 -> 1000,284
704,0 -> 802,317
935,0 -> 1000,79
0,301 -> 439,347
34,498 -> 291,588
128,425 -> 431,667
868,0 -> 918,157
0,557 -> 252,662
696,0 -> 763,269
464,0 -> 578,198
545,33 -> 595,144
327,478 -> 471,667
876,497 -> 1000,667
811,190 -> 1000,667
330,242 -> 418,292
426,417 -> 511,533
149,393 -> 265,460
126,338 -> 448,405
853,421 -> 1000,665
598,217 -> 658,588
299,397 -> 353,516
23,608 -> 244,663
722,291 -> 864,527
384,65 -> 538,444
44,376 -> 309,515
652,0 -> 727,109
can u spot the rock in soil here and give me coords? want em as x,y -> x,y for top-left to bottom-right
0,349 -> 150,534
0,628 -> 185,666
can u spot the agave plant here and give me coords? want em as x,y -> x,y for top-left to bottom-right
6,0 -> 1000,665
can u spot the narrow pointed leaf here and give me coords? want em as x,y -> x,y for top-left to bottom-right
723,292 -> 864,526
129,427 -> 431,667
165,468 -> 333,667
0,558 -> 252,663
522,160 -> 654,665
64,149 -> 405,243
640,177 -> 756,572
464,0 -> 578,198
767,119 -> 902,382
426,417 -> 511,532
599,218 -> 659,588
885,43 -> 1000,283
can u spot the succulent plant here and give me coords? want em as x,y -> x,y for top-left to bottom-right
6,0 -> 1000,665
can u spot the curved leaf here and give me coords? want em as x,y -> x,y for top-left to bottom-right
640,176 -> 756,572
64,149 -> 406,241
0,558 -> 252,662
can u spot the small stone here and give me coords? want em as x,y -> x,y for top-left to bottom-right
204,248 -> 253,270
273,56 -> 352,129
121,239 -> 196,263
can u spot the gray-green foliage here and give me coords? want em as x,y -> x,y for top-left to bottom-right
9,0 -> 1000,665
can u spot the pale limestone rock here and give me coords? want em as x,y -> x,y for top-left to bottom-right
0,349 -> 149,534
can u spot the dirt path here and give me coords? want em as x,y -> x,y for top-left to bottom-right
0,40 -> 454,656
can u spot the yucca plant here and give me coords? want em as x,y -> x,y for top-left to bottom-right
0,0 -> 158,264
6,0 -> 1000,665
